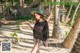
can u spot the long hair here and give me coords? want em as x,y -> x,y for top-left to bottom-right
33,12 -> 46,21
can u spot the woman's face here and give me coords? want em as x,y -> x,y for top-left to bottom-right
34,13 -> 40,20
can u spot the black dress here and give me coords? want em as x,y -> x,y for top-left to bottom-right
33,20 -> 49,41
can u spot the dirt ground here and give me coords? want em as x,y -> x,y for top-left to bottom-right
0,21 -> 71,53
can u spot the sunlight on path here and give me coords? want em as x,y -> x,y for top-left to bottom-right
0,24 -> 70,53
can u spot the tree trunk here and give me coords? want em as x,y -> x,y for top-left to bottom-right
47,0 -> 54,22
70,32 -> 80,53
19,0 -> 24,7
47,0 -> 54,21
11,0 -> 14,7
60,0 -> 65,23
47,11 -> 53,21
65,4 -> 73,23
69,3 -> 80,25
29,0 -> 41,8
52,0 -> 64,39
49,2 -> 51,14
63,13 -> 80,49
19,0 -> 22,7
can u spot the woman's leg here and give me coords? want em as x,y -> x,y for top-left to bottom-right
43,40 -> 48,47
43,40 -> 50,52
31,39 -> 40,53
36,39 -> 40,53
34,38 -> 37,45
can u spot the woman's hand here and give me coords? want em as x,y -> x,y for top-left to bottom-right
22,21 -> 34,30
26,22 -> 34,30
26,22 -> 31,26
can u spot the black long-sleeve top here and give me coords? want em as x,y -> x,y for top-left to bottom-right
33,20 -> 49,41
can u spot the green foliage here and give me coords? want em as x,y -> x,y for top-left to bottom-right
70,10 -> 74,17
14,0 -> 19,2
66,3 -> 78,27
17,16 -> 34,20
74,12 -> 78,20
65,2 -> 78,17
10,30 -> 22,42
16,24 -> 20,29
16,21 -> 21,29
69,12 -> 78,27
69,21 -> 74,27
65,31 -> 69,37
24,0 -> 33,4
10,30 -> 18,37
70,4 -> 78,16
0,16 -> 3,20
65,2 -> 71,7
73,4 -> 78,9
65,2 -> 78,7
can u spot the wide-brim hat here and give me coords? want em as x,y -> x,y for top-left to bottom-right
31,9 -> 46,16
31,11 -> 38,15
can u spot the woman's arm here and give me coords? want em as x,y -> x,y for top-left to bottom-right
19,26 -> 26,31
19,24 -> 34,32
24,22 -> 34,30
19,25 -> 29,32
27,24 -> 34,30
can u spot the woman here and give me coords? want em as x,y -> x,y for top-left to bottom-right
19,11 -> 49,53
